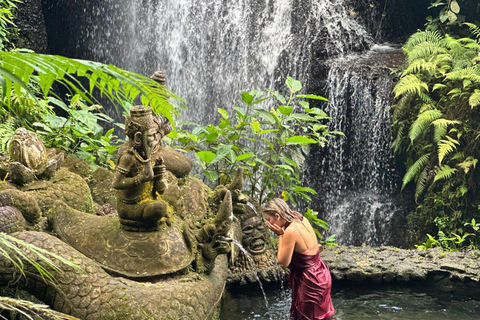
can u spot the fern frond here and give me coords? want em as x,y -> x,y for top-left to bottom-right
433,165 -> 457,182
469,90 -> 480,108
402,152 -> 431,189
0,117 -> 15,152
432,83 -> 446,91
0,52 -> 182,122
403,30 -> 443,53
415,165 -> 430,203
463,22 -> 480,40
394,74 -> 429,98
407,42 -> 448,65
392,121 -> 406,155
438,136 -> 459,165
409,109 -> 442,142
457,156 -> 478,174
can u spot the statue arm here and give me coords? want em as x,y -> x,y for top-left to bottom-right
112,153 -> 153,190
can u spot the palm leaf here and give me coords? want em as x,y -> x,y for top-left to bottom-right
0,52 -> 182,123
402,152 -> 431,189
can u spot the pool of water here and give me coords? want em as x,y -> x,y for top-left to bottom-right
220,284 -> 480,319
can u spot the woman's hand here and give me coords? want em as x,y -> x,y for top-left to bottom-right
265,221 -> 284,236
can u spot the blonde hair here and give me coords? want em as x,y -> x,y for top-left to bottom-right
263,198 -> 299,222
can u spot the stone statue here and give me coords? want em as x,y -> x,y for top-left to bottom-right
112,105 -> 172,231
8,127 -> 64,185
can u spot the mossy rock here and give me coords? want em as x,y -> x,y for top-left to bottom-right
22,168 -> 94,214
90,167 -> 116,207
61,154 -> 94,178
162,174 -> 211,220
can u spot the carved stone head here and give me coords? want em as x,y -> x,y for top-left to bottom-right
124,106 -> 158,156
241,216 -> 267,255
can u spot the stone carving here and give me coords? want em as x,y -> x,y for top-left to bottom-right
8,128 -> 64,185
228,197 -> 285,285
0,101 -> 241,319
112,105 -> 172,231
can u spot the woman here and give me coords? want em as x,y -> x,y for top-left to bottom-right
264,198 -> 335,320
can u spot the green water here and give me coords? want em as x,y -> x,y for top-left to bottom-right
221,285 -> 480,319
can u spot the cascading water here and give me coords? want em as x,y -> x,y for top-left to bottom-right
43,0 -> 417,246
305,47 -> 412,247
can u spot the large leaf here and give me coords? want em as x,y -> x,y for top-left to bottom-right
0,52 -> 181,123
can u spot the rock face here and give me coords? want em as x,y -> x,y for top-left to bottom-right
323,245 -> 480,294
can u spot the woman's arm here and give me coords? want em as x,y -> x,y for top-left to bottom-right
277,228 -> 296,268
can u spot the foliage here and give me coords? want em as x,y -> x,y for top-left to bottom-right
174,77 -> 342,207
173,77 -> 342,240
31,96 -> 121,169
0,296 -> 80,320
0,0 -> 19,51
416,217 -> 480,250
0,51 -> 181,168
0,232 -> 82,284
393,24 -> 480,249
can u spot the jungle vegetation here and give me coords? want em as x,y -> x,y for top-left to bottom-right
393,0 -> 480,250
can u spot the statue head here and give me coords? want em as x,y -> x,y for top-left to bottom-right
241,216 -> 267,255
125,106 -> 158,157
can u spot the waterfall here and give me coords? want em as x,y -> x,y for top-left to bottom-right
43,0 -> 413,246
305,48 -> 411,246
44,0 -> 373,122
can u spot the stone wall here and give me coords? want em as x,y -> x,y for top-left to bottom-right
323,245 -> 480,295
12,0 -> 48,52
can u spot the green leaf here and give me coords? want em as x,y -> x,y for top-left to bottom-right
450,1 -> 460,14
280,156 -> 298,168
275,164 -> 294,173
213,144 -> 233,163
278,105 -> 293,115
242,91 -> 254,105
217,108 -> 229,119
236,153 -> 255,161
402,153 -> 431,189
286,136 -> 317,145
434,165 -> 457,182
296,94 -> 328,101
196,151 -> 215,164
256,109 -> 276,124
203,170 -> 219,182
268,89 -> 287,104
286,76 -> 302,93
251,118 -> 261,134
290,113 -> 316,122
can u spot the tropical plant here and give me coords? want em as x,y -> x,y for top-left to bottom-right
174,77 -> 343,206
0,0 -> 19,51
0,296 -> 80,320
173,77 -> 342,241
393,23 -> 480,248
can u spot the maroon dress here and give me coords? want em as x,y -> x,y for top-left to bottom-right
287,220 -> 335,319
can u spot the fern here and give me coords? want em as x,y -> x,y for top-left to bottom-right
403,30 -> 442,53
407,41 -> 448,65
433,165 -> 457,182
0,117 -> 15,152
464,22 -> 480,40
438,136 -> 459,165
402,152 -> 431,189
415,165 -> 430,203
394,74 -> 429,99
409,109 -> 442,142
469,90 -> 480,108
457,156 -> 478,174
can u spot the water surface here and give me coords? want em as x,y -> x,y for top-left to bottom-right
221,285 -> 480,319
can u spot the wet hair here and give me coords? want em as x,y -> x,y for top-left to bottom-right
263,198 -> 299,222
